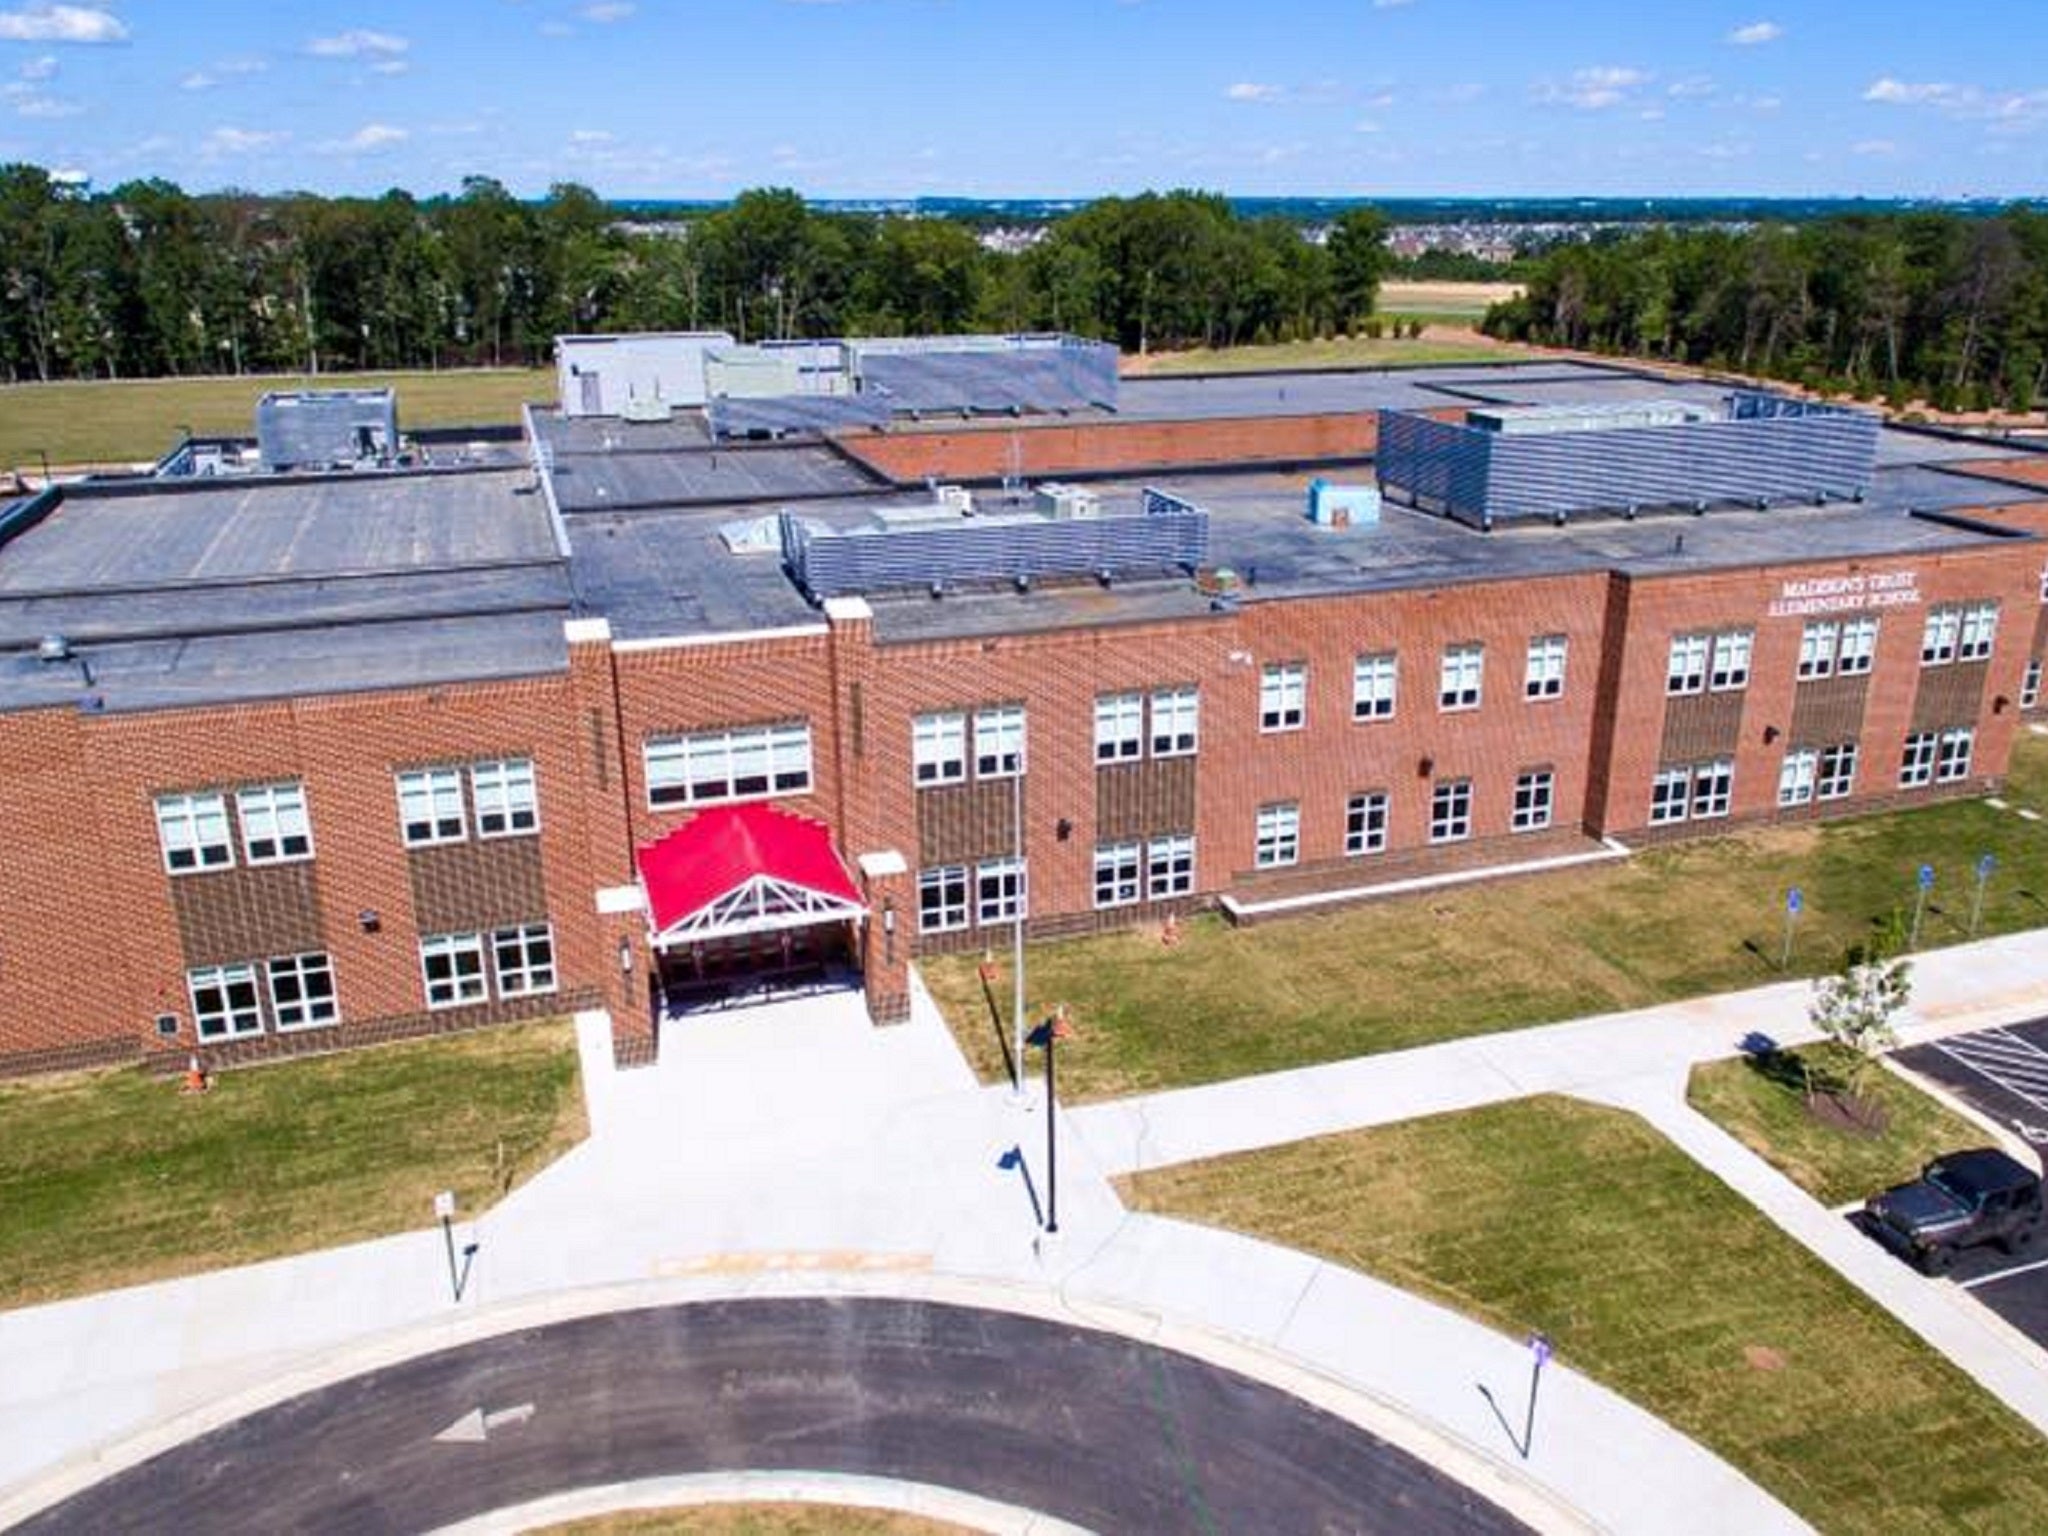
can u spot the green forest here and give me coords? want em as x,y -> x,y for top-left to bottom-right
1486,211 -> 2048,413
0,166 -> 1390,382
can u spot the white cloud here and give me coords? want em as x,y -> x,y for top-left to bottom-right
1372,0 -> 1416,8
569,128 -> 613,144
0,4 -> 127,43
306,29 -> 409,61
1864,76 -> 2048,131
1666,74 -> 1715,100
581,1 -> 634,20
179,56 -> 265,92
1224,82 -> 1282,102
1727,21 -> 1783,46
2,80 -> 80,117
1536,66 -> 1649,111
369,58 -> 409,76
326,121 -> 409,153
18,53 -> 56,80
1852,139 -> 1897,156
203,126 -> 287,156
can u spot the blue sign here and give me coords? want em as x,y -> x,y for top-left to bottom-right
1530,1334 -> 1552,1366
1978,853 -> 1997,878
1786,887 -> 1803,915
1918,864 -> 1936,891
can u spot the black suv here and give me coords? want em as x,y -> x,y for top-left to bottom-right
1864,1148 -> 2043,1275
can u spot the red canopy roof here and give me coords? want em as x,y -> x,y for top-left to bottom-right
637,803 -> 864,937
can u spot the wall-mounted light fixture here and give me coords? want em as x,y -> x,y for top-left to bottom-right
1056,817 -> 1073,842
1763,724 -> 1782,744
883,900 -> 897,966
617,936 -> 634,975
357,909 -> 381,934
1418,755 -> 1435,778
1995,695 -> 2012,715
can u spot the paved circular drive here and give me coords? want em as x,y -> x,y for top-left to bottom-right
19,1297 -> 1529,1534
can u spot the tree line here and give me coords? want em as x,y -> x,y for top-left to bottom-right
0,166 -> 1391,382
1484,211 -> 2048,413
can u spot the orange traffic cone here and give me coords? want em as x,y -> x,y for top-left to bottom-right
180,1054 -> 209,1094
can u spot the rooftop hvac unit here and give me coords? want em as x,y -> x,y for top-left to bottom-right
1035,483 -> 1100,521
935,483 -> 975,516
620,396 -> 673,424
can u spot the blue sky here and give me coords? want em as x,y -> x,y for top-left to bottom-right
1,1 -> 2043,199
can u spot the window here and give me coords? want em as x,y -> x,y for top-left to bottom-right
189,963 -> 262,1040
912,712 -> 967,786
1710,630 -> 1753,692
1818,742 -> 1858,801
1255,802 -> 1300,867
235,782 -> 312,864
1691,760 -> 1734,819
918,865 -> 968,933
976,856 -> 1026,924
646,722 -> 812,807
1151,686 -> 1199,757
1261,663 -> 1306,732
974,705 -> 1026,778
1797,621 -> 1840,681
1899,731 -> 1937,788
397,767 -> 466,845
492,923 -> 557,996
1959,602 -> 1999,662
1346,791 -> 1389,855
266,952 -> 338,1031
1512,770 -> 1554,832
1439,643 -> 1483,711
1147,834 -> 1195,897
1093,841 -> 1142,908
1650,767 -> 1691,824
1094,694 -> 1144,764
156,791 -> 234,873
1353,652 -> 1398,720
1430,779 -> 1473,843
1778,749 -> 1818,807
1838,617 -> 1878,676
2024,659 -> 2043,711
1921,606 -> 1963,665
472,759 -> 539,837
420,933 -> 487,1009
1937,727 -> 1975,783
1653,760 -> 1734,823
1667,634 -> 1709,695
1525,636 -> 1567,700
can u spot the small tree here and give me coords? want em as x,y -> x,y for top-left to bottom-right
1808,922 -> 1912,1103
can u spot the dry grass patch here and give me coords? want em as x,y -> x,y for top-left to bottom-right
537,1506 -> 971,1536
1120,1096 -> 2048,1535
1124,332 -> 1531,376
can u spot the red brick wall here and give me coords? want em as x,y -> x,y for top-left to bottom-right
836,412 -> 1378,483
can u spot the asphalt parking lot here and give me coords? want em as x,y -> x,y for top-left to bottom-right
1888,1018 -> 2048,1350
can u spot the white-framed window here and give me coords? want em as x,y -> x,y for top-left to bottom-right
976,855 -> 1026,924
492,923 -> 557,997
1650,766 -> 1691,824
1899,731 -> 1937,787
1937,727 -> 1975,782
1797,621 -> 1840,681
1838,616 -> 1878,676
267,952 -> 338,1031
1959,602 -> 1999,662
1093,841 -> 1142,908
1094,693 -> 1144,764
1691,760 -> 1734,819
472,758 -> 539,837
1439,643 -> 1484,711
189,962 -> 263,1041
397,767 -> 467,845
236,782 -> 312,865
1147,833 -> 1195,897
1151,685 -> 1200,757
156,791 -> 234,873
1346,790 -> 1389,855
912,711 -> 967,786
918,865 -> 969,932
420,932 -> 488,1009
1525,635 -> 1567,700
1512,770 -> 1554,832
1667,633 -> 1709,695
2040,564 -> 2048,604
974,705 -> 1026,778
1260,662 -> 1306,732
1255,802 -> 1300,867
1818,742 -> 1858,801
1353,652 -> 1398,721
1921,606 -> 1963,665
646,722 -> 812,807
1710,630 -> 1753,692
2024,658 -> 2044,710
1430,779 -> 1473,843
1778,749 -> 1818,807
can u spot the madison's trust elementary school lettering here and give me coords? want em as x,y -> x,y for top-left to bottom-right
2,342 -> 2047,1078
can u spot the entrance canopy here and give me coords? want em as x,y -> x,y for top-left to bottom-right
638,803 -> 866,948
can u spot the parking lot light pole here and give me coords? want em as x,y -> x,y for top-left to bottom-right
1523,1332 -> 1551,1460
434,1190 -> 460,1301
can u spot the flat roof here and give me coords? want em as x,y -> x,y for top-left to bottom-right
530,408 -> 882,509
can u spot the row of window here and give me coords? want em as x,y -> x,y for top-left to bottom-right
911,706 -> 1026,785
186,923 -> 557,1040
1093,687 -> 1199,762
918,856 -> 1028,932
1652,729 -> 1975,827
1262,637 -> 1570,732
1254,772 -> 1557,868
1665,603 -> 1999,699
156,758 -> 538,874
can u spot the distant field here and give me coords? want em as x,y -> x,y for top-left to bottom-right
0,367 -> 554,472
1378,280 -> 1522,319
1126,330 -> 1531,377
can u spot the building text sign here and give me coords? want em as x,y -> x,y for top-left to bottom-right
1766,570 -> 1920,619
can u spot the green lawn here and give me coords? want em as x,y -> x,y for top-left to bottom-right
0,366 -> 553,471
1688,1045 -> 1990,1207
1127,333 -> 1532,376
1121,1096 -> 2048,1535
0,1021 -> 584,1309
926,735 -> 2048,1102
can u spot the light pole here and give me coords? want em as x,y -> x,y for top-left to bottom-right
1010,758 -> 1028,1100
1031,1006 -> 1071,1234
1522,1333 -> 1551,1459
434,1190 -> 461,1301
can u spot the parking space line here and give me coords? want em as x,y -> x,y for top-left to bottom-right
1961,1255 -> 2048,1289
1933,1029 -> 2048,1117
